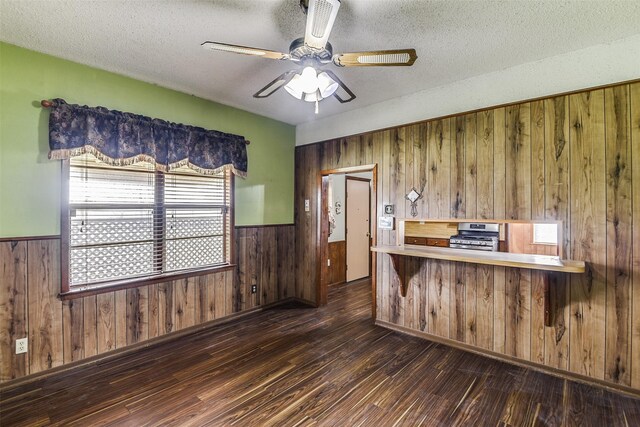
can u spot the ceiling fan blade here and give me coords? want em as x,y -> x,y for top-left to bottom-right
201,41 -> 289,60
333,49 -> 417,67
304,0 -> 341,50
253,71 -> 297,99
322,70 -> 356,103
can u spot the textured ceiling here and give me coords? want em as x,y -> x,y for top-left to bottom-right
1,0 -> 640,126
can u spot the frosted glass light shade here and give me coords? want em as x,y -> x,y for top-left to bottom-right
300,66 -> 319,94
284,74 -> 303,99
304,91 -> 321,103
317,72 -> 339,98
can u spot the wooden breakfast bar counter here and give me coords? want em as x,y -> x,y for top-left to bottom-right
371,244 -> 585,327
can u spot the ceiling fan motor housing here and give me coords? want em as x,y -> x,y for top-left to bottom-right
289,37 -> 333,63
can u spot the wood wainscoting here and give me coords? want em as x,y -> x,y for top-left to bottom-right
0,225 -> 294,383
326,240 -> 346,286
294,81 -> 640,392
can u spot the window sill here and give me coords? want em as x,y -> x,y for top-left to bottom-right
59,264 -> 237,300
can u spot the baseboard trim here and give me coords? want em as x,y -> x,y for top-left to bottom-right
290,297 -> 318,308
327,281 -> 345,287
375,319 -> 640,399
0,298 -> 295,391
235,223 -> 294,229
0,234 -> 60,242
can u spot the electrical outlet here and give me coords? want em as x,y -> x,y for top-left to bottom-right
16,337 -> 28,354
251,284 -> 257,294
304,199 -> 310,212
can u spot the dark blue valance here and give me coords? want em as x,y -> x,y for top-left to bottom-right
48,99 -> 248,176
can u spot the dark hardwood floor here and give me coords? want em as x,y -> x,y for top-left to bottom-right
2,280 -> 639,426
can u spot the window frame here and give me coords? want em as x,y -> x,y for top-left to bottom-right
59,159 -> 236,300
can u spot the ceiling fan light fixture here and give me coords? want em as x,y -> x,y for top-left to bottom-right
304,91 -> 321,103
317,71 -> 339,98
300,66 -> 320,94
284,74 -> 304,99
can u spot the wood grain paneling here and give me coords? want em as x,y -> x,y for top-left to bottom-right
463,114 -> 478,346
195,275 -> 208,325
404,124 -> 427,331
492,107 -> 507,355
0,241 -> 28,380
97,292 -> 115,353
294,81 -> 640,392
27,240 -> 63,374
83,295 -> 98,358
569,89 -> 607,380
62,298 -> 82,363
427,120 -> 451,338
450,118 -> 466,341
390,128 -> 405,325
295,145 -> 320,302
212,271 -> 226,320
147,284 -> 159,339
530,101 -> 546,366
604,85 -> 632,386
631,82 -> 640,389
543,96 -> 570,371
236,225 -> 294,307
475,110 -> 495,350
114,289 -> 127,348
174,277 -> 195,331
126,287 -> 148,345
326,240 -> 346,285
0,225 -> 294,383
277,224 -> 296,300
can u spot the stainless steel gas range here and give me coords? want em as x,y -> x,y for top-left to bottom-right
449,222 -> 499,252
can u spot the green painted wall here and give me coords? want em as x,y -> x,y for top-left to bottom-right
0,42 -> 295,238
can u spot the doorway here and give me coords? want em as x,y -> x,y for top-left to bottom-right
346,176 -> 371,282
317,165 -> 377,318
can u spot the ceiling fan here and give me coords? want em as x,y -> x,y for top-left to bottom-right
202,0 -> 417,114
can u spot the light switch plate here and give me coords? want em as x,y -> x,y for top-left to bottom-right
304,199 -> 310,212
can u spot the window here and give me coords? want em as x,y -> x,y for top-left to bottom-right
62,154 -> 232,293
532,223 -> 558,245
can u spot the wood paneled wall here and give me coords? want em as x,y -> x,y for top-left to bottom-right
0,225 -> 294,382
294,81 -> 640,391
326,241 -> 346,286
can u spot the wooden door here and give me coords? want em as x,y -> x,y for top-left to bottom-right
346,178 -> 370,282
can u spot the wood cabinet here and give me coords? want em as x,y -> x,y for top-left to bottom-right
404,236 -> 427,246
426,238 -> 449,248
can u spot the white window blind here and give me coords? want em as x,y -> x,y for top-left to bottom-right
68,154 -> 230,288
